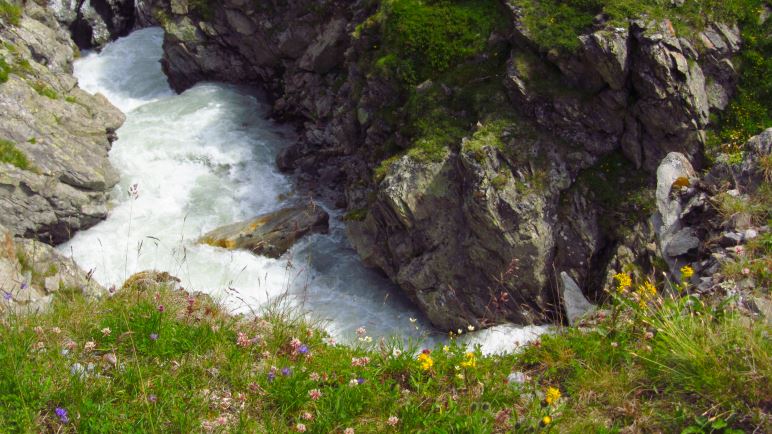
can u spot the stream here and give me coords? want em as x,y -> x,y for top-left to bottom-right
58,27 -> 547,353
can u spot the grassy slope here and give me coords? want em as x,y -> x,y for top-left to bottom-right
0,274 -> 769,433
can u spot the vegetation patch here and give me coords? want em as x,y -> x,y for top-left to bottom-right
0,138 -> 30,170
0,0 -> 22,27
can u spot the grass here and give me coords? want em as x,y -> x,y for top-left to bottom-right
0,138 -> 30,170
0,0 -> 22,27
0,269 -> 768,432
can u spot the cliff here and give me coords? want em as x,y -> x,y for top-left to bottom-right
143,0 -> 768,330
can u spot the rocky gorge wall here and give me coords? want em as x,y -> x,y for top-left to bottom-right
0,0 -> 126,244
140,0 -> 758,330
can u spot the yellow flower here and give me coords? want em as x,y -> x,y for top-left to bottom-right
613,273 -> 632,293
460,352 -> 477,368
417,353 -> 433,371
442,345 -> 450,352
542,415 -> 552,425
680,265 -> 694,280
545,387 -> 561,405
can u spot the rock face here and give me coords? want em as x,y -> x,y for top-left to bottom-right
199,204 -> 330,259
0,224 -> 104,315
144,0 -> 744,329
653,129 -> 772,290
0,2 -> 124,244
47,0 -> 139,49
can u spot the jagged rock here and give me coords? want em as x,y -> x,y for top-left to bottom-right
719,232 -> 744,247
653,152 -> 698,274
560,272 -> 596,326
0,224 -> 104,315
48,0 -> 138,49
0,4 -> 124,243
199,204 -> 330,258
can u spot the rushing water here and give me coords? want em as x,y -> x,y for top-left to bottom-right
59,28 -> 547,353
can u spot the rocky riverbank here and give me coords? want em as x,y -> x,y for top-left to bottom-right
0,1 -> 125,244
143,0 -> 766,330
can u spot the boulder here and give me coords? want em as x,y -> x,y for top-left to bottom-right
199,204 -> 329,258
560,272 -> 596,326
48,0 -> 138,49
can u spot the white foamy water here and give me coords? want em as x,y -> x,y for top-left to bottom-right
60,27 -> 547,353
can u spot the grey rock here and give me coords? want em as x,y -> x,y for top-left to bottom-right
666,227 -> 700,256
719,232 -> 744,247
199,203 -> 330,258
560,272 -> 596,326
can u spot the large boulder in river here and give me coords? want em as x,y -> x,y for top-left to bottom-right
199,204 -> 329,258
0,3 -> 124,244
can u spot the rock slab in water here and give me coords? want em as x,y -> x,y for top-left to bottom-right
199,204 -> 329,258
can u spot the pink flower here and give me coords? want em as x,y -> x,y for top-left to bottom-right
84,341 -> 96,352
302,412 -> 314,421
296,423 -> 307,432
344,428 -> 355,434
34,341 -> 45,350
101,327 -> 111,336
308,389 -> 322,401
158,305 -> 165,313
290,337 -> 302,351
309,372 -> 320,381
51,327 -> 61,334
237,332 -> 252,348
742,267 -> 751,275
387,416 -> 399,426
351,357 -> 370,367
356,326 -> 367,338
735,246 -> 744,255
64,340 -> 77,351
33,326 -> 44,334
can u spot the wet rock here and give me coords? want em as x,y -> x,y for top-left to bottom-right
49,0 -> 138,49
199,204 -> 329,258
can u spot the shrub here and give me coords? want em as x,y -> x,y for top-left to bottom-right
0,0 -> 22,26
0,139 -> 30,170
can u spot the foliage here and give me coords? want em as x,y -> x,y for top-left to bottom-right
377,0 -> 507,84
0,138 -> 30,170
0,0 -> 22,27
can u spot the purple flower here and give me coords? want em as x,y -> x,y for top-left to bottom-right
20,282 -> 28,290
2,291 -> 11,301
281,367 -> 292,376
298,345 -> 309,355
158,305 -> 165,313
357,377 -> 365,385
149,333 -> 159,341
267,372 -> 276,382
55,407 -> 69,424
148,394 -> 157,403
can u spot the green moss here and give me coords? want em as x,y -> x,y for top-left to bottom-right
31,81 -> 58,100
343,208 -> 369,222
0,139 -> 30,170
512,0 -> 766,51
0,0 -> 22,27
0,56 -> 9,83
64,95 -> 77,103
490,173 -> 508,190
377,0 -> 507,84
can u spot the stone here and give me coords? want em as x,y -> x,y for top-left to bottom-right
719,232 -> 744,247
199,204 -> 329,258
665,227 -> 700,256
560,272 -> 596,326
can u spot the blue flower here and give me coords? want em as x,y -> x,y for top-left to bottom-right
281,367 -> 292,376
2,291 -> 11,301
357,377 -> 365,385
149,333 -> 159,341
55,407 -> 69,423
267,371 -> 276,382
298,345 -> 309,354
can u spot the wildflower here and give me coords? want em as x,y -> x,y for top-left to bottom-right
55,407 -> 69,424
613,273 -> 632,293
149,333 -> 159,341
101,327 -> 111,336
680,265 -> 694,280
158,305 -> 165,313
545,387 -> 561,405
84,341 -> 96,352
644,331 -> 654,340
467,325 -> 475,332
308,389 -> 322,400
734,246 -> 744,255
301,411 -> 314,421
357,377 -> 365,385
409,318 -> 417,323
267,371 -> 276,382
64,340 -> 77,351
460,352 -> 477,368
742,267 -> 751,275
443,345 -> 450,352
542,415 -> 552,426
457,328 -> 463,335
610,342 -> 618,348
356,327 -> 367,338
387,416 -> 399,426
344,428 -> 355,434
2,291 -> 11,301
456,373 -> 464,380
351,356 -> 370,367
417,352 -> 434,371
52,327 -> 61,334
309,372 -> 320,381
349,379 -> 359,387
298,345 -> 309,355
148,394 -> 157,403
392,348 -> 402,357
237,332 -> 251,348
34,326 -> 44,334
34,341 -> 45,351
296,423 -> 307,432
281,367 -> 292,376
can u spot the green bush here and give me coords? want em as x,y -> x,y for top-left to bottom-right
0,139 -> 30,170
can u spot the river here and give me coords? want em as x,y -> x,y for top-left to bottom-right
58,27 -> 547,353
